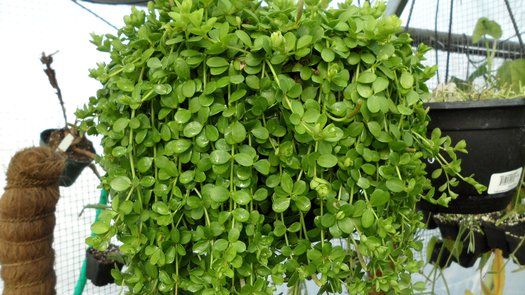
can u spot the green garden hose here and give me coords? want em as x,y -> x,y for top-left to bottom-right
73,189 -> 108,295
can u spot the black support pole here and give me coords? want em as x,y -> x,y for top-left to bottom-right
444,0 -> 454,83
503,0 -> 525,56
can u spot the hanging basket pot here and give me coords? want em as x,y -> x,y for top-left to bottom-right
418,98 -> 525,214
40,128 -> 95,187
86,245 -> 124,287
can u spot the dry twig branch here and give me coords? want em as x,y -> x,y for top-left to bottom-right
40,51 -> 68,128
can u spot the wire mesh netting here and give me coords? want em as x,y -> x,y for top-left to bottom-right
399,0 -> 524,89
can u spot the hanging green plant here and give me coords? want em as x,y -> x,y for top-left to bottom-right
77,0 -> 484,293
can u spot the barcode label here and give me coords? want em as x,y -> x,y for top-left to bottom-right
487,167 -> 523,194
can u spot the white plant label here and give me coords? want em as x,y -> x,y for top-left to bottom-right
487,167 -> 523,194
57,134 -> 75,152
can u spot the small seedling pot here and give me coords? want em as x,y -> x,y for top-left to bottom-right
422,210 -> 438,229
455,231 -> 487,268
40,128 -> 95,187
503,215 -> 525,237
506,233 -> 525,265
482,221 -> 510,257
434,214 -> 490,267
429,240 -> 452,268
470,229 -> 491,255
433,216 -> 460,240
86,246 -> 124,287
418,98 -> 525,214
455,250 -> 479,268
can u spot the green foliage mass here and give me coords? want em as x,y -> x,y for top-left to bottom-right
77,0 -> 481,293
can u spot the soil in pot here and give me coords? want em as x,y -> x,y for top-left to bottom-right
506,233 -> 525,265
40,128 -> 95,187
419,98 -> 525,214
86,244 -> 123,287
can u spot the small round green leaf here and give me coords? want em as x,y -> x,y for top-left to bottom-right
317,154 -> 338,168
337,218 -> 355,234
361,208 -> 375,228
386,178 -> 404,192
91,221 -> 110,235
400,71 -> 414,89
321,48 -> 335,62
174,109 -> 192,124
210,150 -> 231,165
254,159 -> 270,175
183,121 -> 203,137
137,157 -> 153,173
234,153 -> 253,166
294,195 -> 311,212
272,197 -> 290,213
110,176 -> 131,192
358,71 -> 377,84
152,201 -> 170,215
251,126 -> 269,140
232,190 -> 251,205
225,122 -> 246,144
206,57 -> 229,68
207,186 -> 230,203
182,80 -> 196,97
166,139 -> 192,154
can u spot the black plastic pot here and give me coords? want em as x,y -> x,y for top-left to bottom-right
506,234 -> 525,265
419,98 -> 525,214
431,238 -> 481,268
482,221 -> 510,257
40,129 -> 95,187
453,231 -> 488,268
86,247 -> 124,286
434,218 -> 460,240
455,250 -> 479,268
422,210 -> 438,229
504,221 -> 525,236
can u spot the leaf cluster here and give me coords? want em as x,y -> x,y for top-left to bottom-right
77,0 -> 475,293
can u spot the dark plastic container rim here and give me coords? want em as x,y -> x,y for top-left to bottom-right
424,97 -> 525,110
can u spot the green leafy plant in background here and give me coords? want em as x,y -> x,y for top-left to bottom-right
433,17 -> 525,101
77,0 -> 483,293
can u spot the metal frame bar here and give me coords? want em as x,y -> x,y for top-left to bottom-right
406,27 -> 525,60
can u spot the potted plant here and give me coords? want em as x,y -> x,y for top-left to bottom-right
86,244 -> 124,286
39,52 -> 97,186
40,127 -> 97,186
76,0 -> 482,293
418,18 -> 525,214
